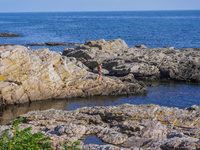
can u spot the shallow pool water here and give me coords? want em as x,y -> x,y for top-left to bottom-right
83,136 -> 107,145
0,81 -> 199,125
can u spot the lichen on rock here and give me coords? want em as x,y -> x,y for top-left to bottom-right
0,104 -> 198,149
0,45 -> 146,105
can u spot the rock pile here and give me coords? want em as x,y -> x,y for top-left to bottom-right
0,45 -> 146,105
0,104 -> 199,149
63,39 -> 200,83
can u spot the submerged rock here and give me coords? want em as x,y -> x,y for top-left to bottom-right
0,104 -> 199,149
45,42 -> 67,46
27,43 -> 45,46
0,44 -> 15,46
0,33 -> 20,37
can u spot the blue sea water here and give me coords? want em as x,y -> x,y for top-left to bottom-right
0,10 -> 200,52
0,11 -> 199,120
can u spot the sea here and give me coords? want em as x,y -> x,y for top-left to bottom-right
1,10 -> 200,50
0,10 -> 200,124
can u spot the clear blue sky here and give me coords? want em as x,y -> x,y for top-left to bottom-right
1,0 -> 200,12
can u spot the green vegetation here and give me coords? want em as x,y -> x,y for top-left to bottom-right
0,117 -> 52,150
62,141 -> 83,150
0,117 -> 84,150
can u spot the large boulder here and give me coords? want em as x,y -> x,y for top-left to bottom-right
85,39 -> 128,51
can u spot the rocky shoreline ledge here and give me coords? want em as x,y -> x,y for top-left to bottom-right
0,44 -> 146,106
0,104 -> 199,149
0,38 -> 200,106
63,39 -> 200,83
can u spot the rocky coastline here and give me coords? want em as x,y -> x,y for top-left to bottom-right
0,43 -> 146,106
0,104 -> 199,149
0,39 -> 200,149
0,38 -> 200,105
63,39 -> 200,83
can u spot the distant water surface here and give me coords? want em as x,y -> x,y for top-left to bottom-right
0,10 -> 200,51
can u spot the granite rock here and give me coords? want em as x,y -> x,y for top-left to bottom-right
0,45 -> 147,105
63,39 -> 200,82
1,104 -> 195,149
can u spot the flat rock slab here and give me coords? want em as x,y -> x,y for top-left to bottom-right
0,33 -> 20,37
45,42 -> 67,46
27,43 -> 45,46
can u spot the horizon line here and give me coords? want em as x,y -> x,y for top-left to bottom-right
0,9 -> 200,13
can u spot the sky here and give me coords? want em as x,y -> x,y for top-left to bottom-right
0,0 -> 200,12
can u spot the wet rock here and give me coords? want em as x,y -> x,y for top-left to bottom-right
27,43 -> 45,46
0,33 -> 20,37
67,43 -> 80,46
135,44 -> 147,49
0,44 -> 14,46
45,42 -> 67,46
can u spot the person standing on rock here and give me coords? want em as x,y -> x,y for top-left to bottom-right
97,63 -> 103,81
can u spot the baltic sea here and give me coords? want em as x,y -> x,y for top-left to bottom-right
0,11 -> 200,124
0,10 -> 200,51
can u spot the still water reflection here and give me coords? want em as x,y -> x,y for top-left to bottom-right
0,81 -> 200,125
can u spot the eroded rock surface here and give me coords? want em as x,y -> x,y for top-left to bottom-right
63,39 -> 200,83
0,104 -> 199,150
0,45 -> 146,105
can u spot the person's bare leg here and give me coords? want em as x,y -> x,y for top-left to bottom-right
98,74 -> 102,81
